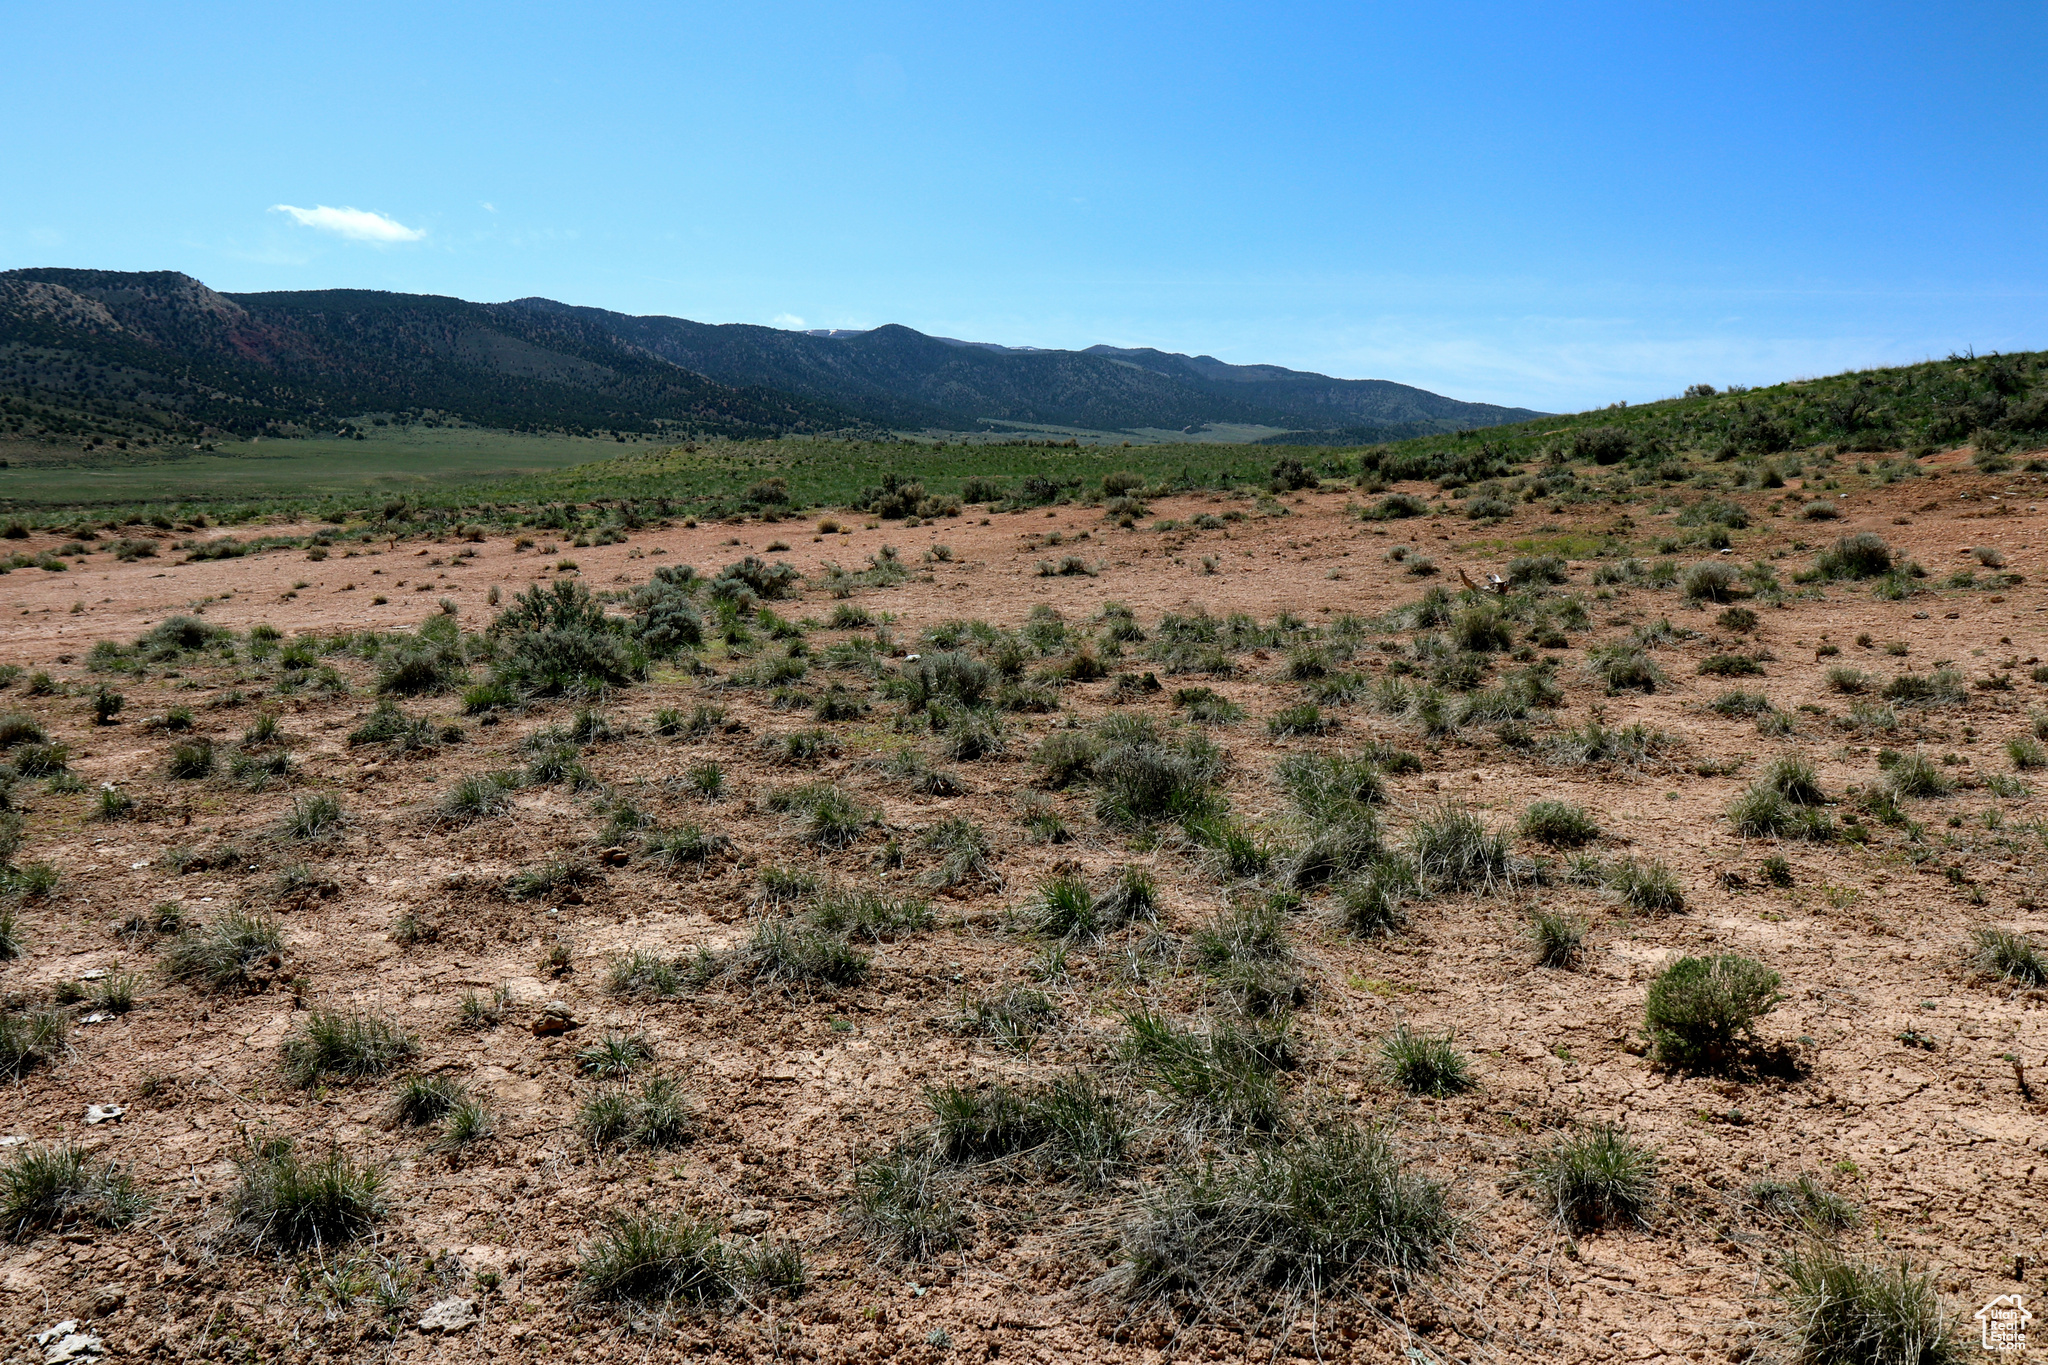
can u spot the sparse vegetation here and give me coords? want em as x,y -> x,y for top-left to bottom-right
1525,1124 -> 1657,1231
1642,954 -> 1783,1068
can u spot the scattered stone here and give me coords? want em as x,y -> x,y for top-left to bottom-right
79,1013 -> 112,1026
417,1296 -> 479,1333
0,1135 -> 30,1147
530,1002 -> 579,1036
82,1105 -> 125,1126
35,1322 -> 104,1364
77,968 -> 108,981
598,846 -> 631,867
728,1209 -> 772,1231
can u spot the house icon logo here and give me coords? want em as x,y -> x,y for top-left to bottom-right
1976,1294 -> 2031,1352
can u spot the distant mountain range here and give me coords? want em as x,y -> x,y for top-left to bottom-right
0,268 -> 1545,448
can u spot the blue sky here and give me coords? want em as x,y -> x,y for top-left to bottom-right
4,1 -> 2044,413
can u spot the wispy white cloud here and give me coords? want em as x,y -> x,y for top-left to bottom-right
270,204 -> 425,244
771,313 -> 806,329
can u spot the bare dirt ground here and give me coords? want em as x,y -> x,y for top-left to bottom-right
1,462 -> 2046,1363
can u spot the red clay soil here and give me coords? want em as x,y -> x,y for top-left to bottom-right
0,465 -> 2044,1363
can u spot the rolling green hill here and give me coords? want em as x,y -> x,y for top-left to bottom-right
0,270 -> 877,450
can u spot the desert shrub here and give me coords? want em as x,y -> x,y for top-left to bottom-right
162,910 -> 284,990
1607,858 -> 1687,912
0,1144 -> 149,1238
1812,532 -> 1894,580
580,1211 -> 803,1305
1362,493 -> 1429,520
1777,1244 -> 1955,1365
376,644 -> 463,696
281,1010 -> 417,1087
1506,554 -> 1568,587
1700,653 -> 1765,677
1378,1023 -> 1473,1097
1682,561 -> 1743,602
1586,645 -> 1667,694
230,1140 -> 384,1252
1800,499 -> 1840,520
1115,1122 -> 1456,1317
1824,666 -> 1872,694
1528,908 -> 1587,969
1969,928 -> 2045,985
1525,1125 -> 1657,1232
1642,954 -> 1782,1067
1518,800 -> 1599,847
1032,731 -> 1100,787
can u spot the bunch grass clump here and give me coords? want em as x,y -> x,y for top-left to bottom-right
1777,1244 -> 1956,1365
281,1010 -> 418,1087
0,1009 -> 68,1078
1,1144 -> 149,1239
579,1075 -> 697,1149
230,1140 -> 385,1252
1969,928 -> 2045,985
1378,1023 -> 1474,1097
1518,800 -> 1600,848
1115,1121 -> 1457,1317
1528,908 -> 1588,969
811,888 -> 933,940
734,919 -> 870,991
1525,1124 -> 1657,1232
161,909 -> 284,991
580,1211 -> 805,1305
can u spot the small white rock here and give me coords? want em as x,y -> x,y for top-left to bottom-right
0,1135 -> 31,1146
34,1322 -> 79,1347
79,968 -> 109,981
83,1104 -> 125,1126
417,1296 -> 479,1333
43,1332 -> 105,1364
79,1014 -> 111,1026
